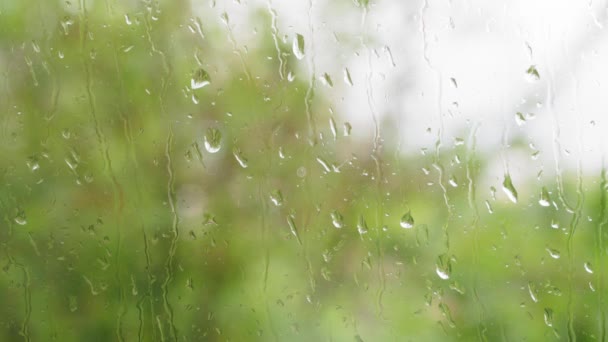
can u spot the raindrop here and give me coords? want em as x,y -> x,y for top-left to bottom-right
436,254 -> 451,280
292,34 -> 305,60
357,215 -> 368,235
232,147 -> 248,168
528,282 -> 539,303
502,174 -> 518,203
544,308 -> 553,327
26,156 -> 40,171
60,16 -> 74,35
14,209 -> 27,226
343,68 -> 353,86
343,122 -> 352,136
400,211 -> 414,229
525,65 -> 540,82
296,167 -> 307,178
330,210 -> 344,229
286,215 -> 302,244
539,187 -> 551,207
270,190 -> 283,207
584,262 -> 594,274
329,118 -> 338,140
204,128 -> 222,153
546,248 -> 560,259
484,200 -> 493,214
515,112 -> 526,126
191,68 -> 211,89
320,73 -> 333,87
316,157 -> 331,173
68,296 -> 78,312
448,175 -> 458,187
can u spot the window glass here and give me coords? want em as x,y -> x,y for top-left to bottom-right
0,0 -> 605,340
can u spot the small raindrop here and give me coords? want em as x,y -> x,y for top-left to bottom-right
525,65 -> 540,82
60,16 -> 74,35
515,112 -> 526,126
546,247 -> 560,259
191,68 -> 211,89
287,215 -> 302,244
450,77 -> 458,88
343,122 -> 352,136
270,190 -> 283,207
400,211 -> 414,229
330,210 -> 344,229
232,147 -> 248,168
539,187 -> 551,207
296,166 -> 307,178
484,200 -> 493,214
343,68 -> 353,86
584,262 -> 594,274
287,71 -> 295,82
357,215 -> 368,235
204,128 -> 221,153
14,209 -> 27,226
448,175 -> 458,187
329,118 -> 338,140
528,283 -> 539,303
27,157 -> 40,171
316,157 -> 331,173
436,254 -> 451,280
292,34 -> 305,60
320,73 -> 333,87
544,308 -> 553,327
502,174 -> 518,203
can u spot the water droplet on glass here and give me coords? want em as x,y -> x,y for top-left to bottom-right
316,157 -> 331,173
484,200 -> 493,214
287,215 -> 302,244
191,68 -> 211,89
14,209 -> 27,226
400,211 -> 415,229
515,112 -> 526,126
450,77 -> 458,88
329,118 -> 338,140
502,174 -> 518,203
584,262 -> 594,274
60,16 -> 74,35
27,157 -> 40,171
539,187 -> 551,207
330,210 -> 344,229
270,190 -> 283,207
528,282 -> 539,303
232,147 -> 248,168
448,175 -> 458,187
320,73 -> 333,87
343,122 -> 352,136
544,308 -> 553,327
546,247 -> 560,259
343,68 -> 353,86
204,127 -> 222,153
525,65 -> 540,82
357,215 -> 368,235
287,71 -> 295,82
292,34 -> 305,60
436,254 -> 451,280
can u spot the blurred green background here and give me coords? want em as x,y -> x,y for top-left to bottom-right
0,0 -> 606,341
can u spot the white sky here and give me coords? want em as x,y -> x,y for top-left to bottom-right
194,0 -> 608,188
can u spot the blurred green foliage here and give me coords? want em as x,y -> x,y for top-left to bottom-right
0,0 -> 606,341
